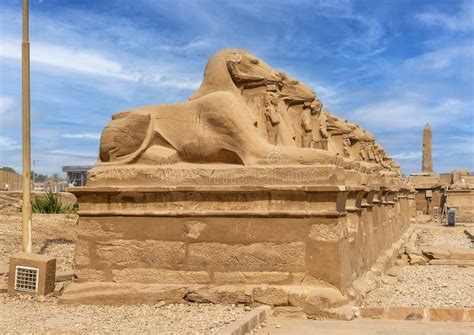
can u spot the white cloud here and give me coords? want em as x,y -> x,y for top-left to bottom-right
62,133 -> 101,140
0,37 -> 202,91
0,136 -> 21,150
416,1 -> 474,32
46,150 -> 97,159
391,151 -> 421,160
350,97 -> 466,129
0,38 -> 140,81
0,96 -> 14,116
405,45 -> 474,71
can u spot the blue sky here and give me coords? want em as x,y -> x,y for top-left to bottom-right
0,0 -> 473,176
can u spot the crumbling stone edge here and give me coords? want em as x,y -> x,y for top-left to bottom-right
218,305 -> 271,335
357,306 -> 474,322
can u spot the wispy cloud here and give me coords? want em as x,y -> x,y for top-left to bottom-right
61,133 -> 101,140
350,97 -> 466,129
391,151 -> 421,160
46,150 -> 97,159
0,136 -> 21,150
405,44 -> 474,71
0,96 -> 14,116
416,1 -> 474,32
0,38 -> 139,81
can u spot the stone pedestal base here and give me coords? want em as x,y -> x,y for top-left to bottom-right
71,165 -> 412,309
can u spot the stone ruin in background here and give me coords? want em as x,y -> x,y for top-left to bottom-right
64,49 -> 415,318
409,123 -> 473,223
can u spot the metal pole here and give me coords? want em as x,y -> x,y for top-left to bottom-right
22,0 -> 32,253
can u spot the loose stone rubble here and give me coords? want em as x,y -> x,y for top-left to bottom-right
362,265 -> 474,308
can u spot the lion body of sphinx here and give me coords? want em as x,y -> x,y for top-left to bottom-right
99,91 -> 340,166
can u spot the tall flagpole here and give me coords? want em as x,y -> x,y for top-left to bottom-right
22,0 -> 32,253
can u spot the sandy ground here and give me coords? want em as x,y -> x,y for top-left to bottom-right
362,265 -> 474,308
0,293 -> 246,334
363,224 -> 473,308
0,213 -> 77,272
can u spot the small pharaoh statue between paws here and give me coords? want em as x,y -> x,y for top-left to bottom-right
305,99 -> 328,150
264,86 -> 281,145
342,137 -> 352,158
301,101 -> 313,148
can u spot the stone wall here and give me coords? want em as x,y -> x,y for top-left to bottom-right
447,190 -> 474,223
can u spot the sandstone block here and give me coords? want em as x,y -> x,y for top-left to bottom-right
253,286 -> 288,306
467,308 -> 474,322
184,285 -> 251,304
74,240 -> 90,267
188,242 -> 305,272
408,254 -> 427,265
112,269 -> 210,284
60,282 -> 188,305
272,306 -> 307,319
429,308 -> 464,322
213,271 -> 289,284
96,240 -> 185,268
388,307 -> 425,320
359,307 -> 385,319
422,247 -> 450,260
75,268 -> 107,282
448,249 -> 474,261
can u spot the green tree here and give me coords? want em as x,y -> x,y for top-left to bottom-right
0,167 -> 17,174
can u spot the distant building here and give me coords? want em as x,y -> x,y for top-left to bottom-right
62,165 -> 93,187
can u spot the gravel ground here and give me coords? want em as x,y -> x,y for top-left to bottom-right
362,265 -> 474,308
0,213 -> 77,272
416,227 -> 472,250
0,293 -> 246,334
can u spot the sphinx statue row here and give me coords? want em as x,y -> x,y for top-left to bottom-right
98,49 -> 400,175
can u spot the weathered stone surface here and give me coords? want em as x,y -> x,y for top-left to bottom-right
74,240 -> 90,267
388,307 -> 424,320
60,282 -> 188,305
75,268 -> 107,282
429,308 -> 464,322
184,286 -> 251,304
408,254 -> 427,265
387,266 -> 403,277
96,240 -> 185,268
448,248 -> 474,261
273,306 -> 307,319
112,269 -> 210,284
253,286 -> 288,306
213,271 -> 289,284
188,242 -> 305,272
359,307 -> 385,319
307,223 -> 342,241
422,247 -> 450,260
183,220 -> 206,239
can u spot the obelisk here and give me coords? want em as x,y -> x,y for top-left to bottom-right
422,123 -> 433,174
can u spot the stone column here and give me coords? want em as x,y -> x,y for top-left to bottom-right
422,123 -> 433,173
